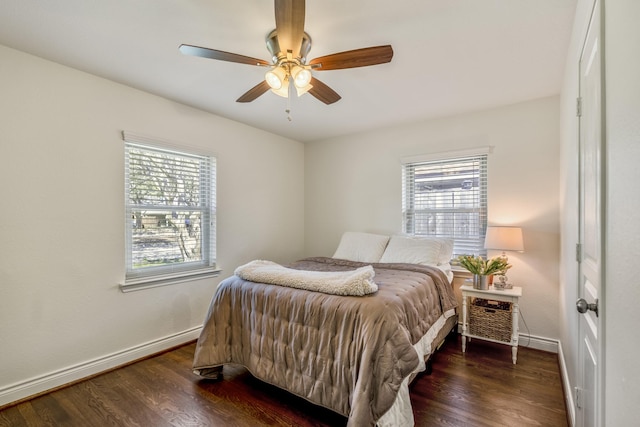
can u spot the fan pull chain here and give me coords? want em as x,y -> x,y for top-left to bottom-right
285,83 -> 292,121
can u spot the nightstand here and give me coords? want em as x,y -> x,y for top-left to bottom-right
460,284 -> 523,364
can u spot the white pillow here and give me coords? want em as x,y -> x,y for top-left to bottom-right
391,235 -> 454,265
379,235 -> 442,266
332,232 -> 390,263
436,238 -> 454,265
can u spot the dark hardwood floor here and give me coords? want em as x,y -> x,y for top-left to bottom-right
0,334 -> 568,426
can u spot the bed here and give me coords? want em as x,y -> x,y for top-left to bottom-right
192,233 -> 458,426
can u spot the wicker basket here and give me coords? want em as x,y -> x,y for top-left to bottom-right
469,298 -> 513,343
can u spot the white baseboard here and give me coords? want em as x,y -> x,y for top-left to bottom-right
557,340 -> 576,426
518,333 -> 559,353
0,326 -> 202,408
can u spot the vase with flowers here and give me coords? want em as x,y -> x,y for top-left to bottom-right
457,255 -> 511,290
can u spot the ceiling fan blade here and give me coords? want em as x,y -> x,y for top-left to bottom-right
236,81 -> 271,103
179,44 -> 269,66
274,0 -> 305,57
309,45 -> 393,70
308,77 -> 341,105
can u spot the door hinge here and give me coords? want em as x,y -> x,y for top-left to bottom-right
575,387 -> 582,409
576,243 -> 582,262
576,97 -> 582,117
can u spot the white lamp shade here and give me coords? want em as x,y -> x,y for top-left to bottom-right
484,226 -> 524,252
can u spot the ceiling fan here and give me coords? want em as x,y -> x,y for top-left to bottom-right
179,0 -> 393,105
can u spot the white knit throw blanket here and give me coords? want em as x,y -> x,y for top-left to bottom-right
234,260 -> 378,296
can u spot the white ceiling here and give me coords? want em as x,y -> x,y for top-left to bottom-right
0,0 -> 577,143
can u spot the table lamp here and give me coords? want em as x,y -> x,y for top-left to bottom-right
484,226 -> 524,288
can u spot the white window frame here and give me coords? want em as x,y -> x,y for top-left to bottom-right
121,131 -> 219,292
401,147 -> 492,258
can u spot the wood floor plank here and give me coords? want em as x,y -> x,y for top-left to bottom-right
28,394 -> 72,427
0,333 -> 568,426
413,336 -> 568,427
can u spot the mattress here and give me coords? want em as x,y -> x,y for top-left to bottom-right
193,257 -> 458,426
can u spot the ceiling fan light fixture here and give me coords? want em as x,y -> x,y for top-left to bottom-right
270,77 -> 290,98
265,66 -> 287,89
291,66 -> 312,88
180,1 -> 392,106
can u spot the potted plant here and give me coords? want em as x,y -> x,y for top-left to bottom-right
457,255 -> 511,289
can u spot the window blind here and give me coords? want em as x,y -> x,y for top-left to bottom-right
124,135 -> 216,283
402,154 -> 488,257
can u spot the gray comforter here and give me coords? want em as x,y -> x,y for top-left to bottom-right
193,257 -> 458,426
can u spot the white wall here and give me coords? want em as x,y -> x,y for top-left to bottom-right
603,0 -> 640,424
559,1 -> 640,425
0,45 -> 304,405
305,96 -> 561,342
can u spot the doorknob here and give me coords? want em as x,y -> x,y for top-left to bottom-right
576,298 -> 599,317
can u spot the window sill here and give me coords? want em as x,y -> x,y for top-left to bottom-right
120,267 -> 222,293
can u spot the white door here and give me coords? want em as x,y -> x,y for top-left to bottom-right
576,1 -> 603,426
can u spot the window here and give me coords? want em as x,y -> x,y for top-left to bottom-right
122,132 -> 217,291
402,149 -> 489,258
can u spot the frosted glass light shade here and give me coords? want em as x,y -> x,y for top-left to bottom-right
265,66 -> 287,89
295,83 -> 313,97
291,66 -> 312,88
270,78 -> 289,98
